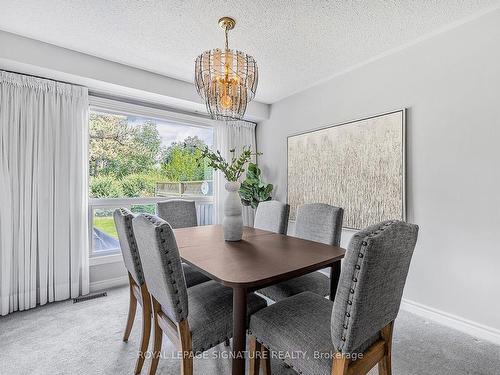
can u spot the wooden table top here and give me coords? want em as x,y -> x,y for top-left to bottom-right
174,225 -> 346,289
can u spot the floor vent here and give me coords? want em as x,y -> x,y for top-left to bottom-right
73,292 -> 107,304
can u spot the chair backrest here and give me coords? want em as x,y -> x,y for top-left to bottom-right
113,208 -> 144,285
132,214 -> 189,323
156,199 -> 198,229
331,220 -> 418,355
254,200 -> 290,234
294,203 -> 344,245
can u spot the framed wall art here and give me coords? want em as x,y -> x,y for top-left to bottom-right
287,109 -> 406,229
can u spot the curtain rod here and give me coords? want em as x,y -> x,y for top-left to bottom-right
0,69 -> 85,87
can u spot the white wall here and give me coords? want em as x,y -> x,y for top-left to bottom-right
89,259 -> 128,292
0,30 -> 270,122
257,10 -> 500,333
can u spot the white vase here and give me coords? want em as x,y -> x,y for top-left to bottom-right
223,181 -> 243,241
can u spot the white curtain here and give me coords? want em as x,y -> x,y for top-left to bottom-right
214,120 -> 257,226
0,71 -> 89,316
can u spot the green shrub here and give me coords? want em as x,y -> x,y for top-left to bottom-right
121,174 -> 147,197
131,204 -> 156,215
138,173 -> 162,196
90,176 -> 123,198
120,172 -> 165,197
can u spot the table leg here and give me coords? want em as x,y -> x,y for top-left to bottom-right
232,287 -> 248,375
330,260 -> 341,301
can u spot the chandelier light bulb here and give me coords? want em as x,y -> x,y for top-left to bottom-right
221,94 -> 232,109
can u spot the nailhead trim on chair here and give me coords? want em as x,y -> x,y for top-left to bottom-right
143,213 -> 184,316
117,208 -> 145,284
338,220 -> 395,352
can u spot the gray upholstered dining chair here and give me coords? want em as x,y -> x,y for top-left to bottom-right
248,220 -> 419,375
155,199 -> 212,296
156,199 -> 198,228
253,200 -> 290,234
258,203 -> 343,301
132,214 -> 267,375
113,208 -> 150,374
156,198 -> 222,343
113,208 -> 210,374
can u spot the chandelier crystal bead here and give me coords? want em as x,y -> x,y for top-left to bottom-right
194,17 -> 258,121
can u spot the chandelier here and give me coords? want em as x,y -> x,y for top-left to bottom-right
195,17 -> 258,121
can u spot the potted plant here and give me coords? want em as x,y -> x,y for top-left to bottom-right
239,163 -> 273,210
197,146 -> 257,241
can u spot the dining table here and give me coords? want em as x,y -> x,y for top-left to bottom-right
174,224 -> 346,375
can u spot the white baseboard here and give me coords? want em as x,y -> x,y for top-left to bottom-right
89,275 -> 128,293
86,276 -> 500,346
401,298 -> 500,346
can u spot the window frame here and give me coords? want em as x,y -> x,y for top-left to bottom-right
88,96 -> 218,258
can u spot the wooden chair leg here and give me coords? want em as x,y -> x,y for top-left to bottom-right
378,322 -> 394,375
261,344 -> 271,375
248,336 -> 261,375
178,319 -> 193,375
148,299 -> 163,375
135,284 -> 152,374
331,355 -> 349,375
123,275 -> 137,342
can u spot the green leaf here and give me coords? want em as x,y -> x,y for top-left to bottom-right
238,162 -> 273,207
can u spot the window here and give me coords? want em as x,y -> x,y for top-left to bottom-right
89,106 -> 215,257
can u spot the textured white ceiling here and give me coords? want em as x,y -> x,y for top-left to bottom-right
0,1 -> 499,103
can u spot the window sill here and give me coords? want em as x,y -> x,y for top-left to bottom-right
89,254 -> 123,266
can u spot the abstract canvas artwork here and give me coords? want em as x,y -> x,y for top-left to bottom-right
287,110 -> 406,229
